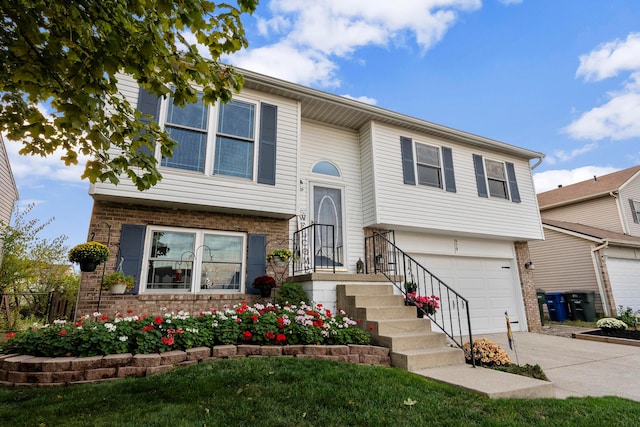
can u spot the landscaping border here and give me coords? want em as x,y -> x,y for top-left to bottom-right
0,344 -> 391,387
573,331 -> 640,347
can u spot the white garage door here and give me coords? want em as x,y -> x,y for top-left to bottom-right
606,257 -> 640,311
410,254 -> 523,334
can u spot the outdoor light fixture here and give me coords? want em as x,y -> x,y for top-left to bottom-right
524,261 -> 535,270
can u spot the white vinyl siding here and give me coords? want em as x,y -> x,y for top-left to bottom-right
528,227 -> 605,315
619,174 -> 640,237
541,196 -> 623,234
368,122 -> 542,240
91,74 -> 299,218
299,120 -> 364,273
360,122 -> 377,227
0,139 -> 18,228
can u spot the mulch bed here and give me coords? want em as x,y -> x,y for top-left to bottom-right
582,329 -> 640,340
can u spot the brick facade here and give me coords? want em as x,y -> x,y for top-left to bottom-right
514,241 -> 542,332
76,201 -> 289,318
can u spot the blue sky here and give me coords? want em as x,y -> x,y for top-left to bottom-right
5,0 -> 640,250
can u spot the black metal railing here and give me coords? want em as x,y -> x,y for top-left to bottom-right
364,231 -> 475,366
293,224 -> 343,274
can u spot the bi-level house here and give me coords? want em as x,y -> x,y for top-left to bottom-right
76,69 -> 545,335
0,134 -> 19,263
530,166 -> 640,316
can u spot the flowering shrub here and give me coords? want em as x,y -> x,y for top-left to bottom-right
68,241 -> 110,263
462,338 -> 511,367
407,293 -> 440,315
2,302 -> 370,357
596,317 -> 627,331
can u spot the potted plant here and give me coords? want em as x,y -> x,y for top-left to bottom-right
102,271 -> 135,295
408,293 -> 440,317
68,241 -> 110,272
266,248 -> 295,264
252,274 -> 276,297
404,281 -> 417,305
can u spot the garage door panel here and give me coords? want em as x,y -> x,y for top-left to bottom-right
606,258 -> 640,311
410,254 -> 521,334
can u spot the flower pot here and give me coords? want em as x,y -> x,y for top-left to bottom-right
259,287 -> 272,298
80,260 -> 99,272
416,307 -> 424,318
273,256 -> 288,266
109,283 -> 127,295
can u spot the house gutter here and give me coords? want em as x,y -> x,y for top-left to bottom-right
530,156 -> 544,170
591,240 -> 611,316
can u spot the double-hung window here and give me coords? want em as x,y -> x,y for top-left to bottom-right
485,159 -> 509,199
214,100 -> 256,179
630,199 -> 640,224
415,143 -> 442,188
144,227 -> 245,293
161,94 -> 209,172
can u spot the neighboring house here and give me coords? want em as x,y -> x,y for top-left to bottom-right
76,69 -> 545,334
0,134 -> 19,263
530,166 -> 640,315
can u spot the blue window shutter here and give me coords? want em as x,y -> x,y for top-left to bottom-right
506,162 -> 521,203
136,87 -> 160,156
118,224 -> 147,295
630,199 -> 640,224
400,137 -> 415,185
247,234 -> 267,294
473,154 -> 488,198
442,146 -> 456,193
257,103 -> 278,185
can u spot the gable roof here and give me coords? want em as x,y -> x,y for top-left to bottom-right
537,165 -> 640,210
239,68 -> 544,161
543,218 -> 640,247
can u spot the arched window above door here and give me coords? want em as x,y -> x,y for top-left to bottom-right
312,161 -> 341,177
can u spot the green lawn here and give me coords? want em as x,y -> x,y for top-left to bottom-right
1,358 -> 639,426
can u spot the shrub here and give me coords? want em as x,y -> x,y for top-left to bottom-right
596,317 -> 627,331
274,282 -> 309,306
462,338 -> 511,367
617,306 -> 639,330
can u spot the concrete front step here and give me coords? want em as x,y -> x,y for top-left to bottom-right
391,346 -> 465,370
367,318 -> 432,336
353,305 -> 417,321
375,331 -> 447,352
342,294 -> 405,308
414,364 -> 555,399
337,284 -> 396,298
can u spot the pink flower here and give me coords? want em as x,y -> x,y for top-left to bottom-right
276,334 -> 287,342
161,336 -> 174,346
59,329 -> 68,336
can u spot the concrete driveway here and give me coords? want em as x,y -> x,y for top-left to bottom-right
484,331 -> 640,402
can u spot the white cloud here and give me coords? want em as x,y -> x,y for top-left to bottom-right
341,94 -> 378,105
533,165 -> 620,193
576,33 -> 640,82
230,0 -> 481,88
4,137 -> 88,186
545,142 -> 599,164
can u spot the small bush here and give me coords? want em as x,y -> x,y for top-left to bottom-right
596,317 -> 627,330
492,363 -> 549,381
462,338 -> 511,367
617,306 -> 639,330
274,282 -> 309,306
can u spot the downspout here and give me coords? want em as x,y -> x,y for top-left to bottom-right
591,240 -> 611,316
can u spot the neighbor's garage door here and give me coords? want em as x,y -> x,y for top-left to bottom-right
409,254 -> 523,334
606,257 -> 640,311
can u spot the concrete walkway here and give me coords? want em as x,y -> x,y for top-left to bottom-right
486,331 -> 640,401
415,330 -> 640,401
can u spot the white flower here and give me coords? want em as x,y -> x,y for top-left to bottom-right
53,319 -> 67,325
104,323 -> 116,332
119,336 -> 128,342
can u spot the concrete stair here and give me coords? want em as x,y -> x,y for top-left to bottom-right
337,284 -> 464,370
336,282 -> 554,399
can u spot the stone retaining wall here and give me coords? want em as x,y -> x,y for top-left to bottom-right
0,345 -> 391,387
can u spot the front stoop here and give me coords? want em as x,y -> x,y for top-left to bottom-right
336,283 -> 556,399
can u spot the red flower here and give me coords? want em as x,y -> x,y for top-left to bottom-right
4,332 -> 16,339
154,316 -> 163,325
127,309 -> 134,314
251,315 -> 259,323
368,325 -> 374,331
265,331 -> 276,340
325,309 -> 332,317
101,315 -> 108,321
236,317 -> 242,323
276,334 -> 286,342
75,321 -> 83,327
243,331 -> 253,341
142,324 -> 154,332
59,329 -> 68,336
161,336 -> 174,346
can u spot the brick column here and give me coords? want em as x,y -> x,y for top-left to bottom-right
514,241 -> 542,332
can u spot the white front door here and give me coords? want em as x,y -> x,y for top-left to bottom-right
312,185 -> 345,268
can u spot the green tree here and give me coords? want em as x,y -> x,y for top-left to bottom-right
0,0 -> 258,190
0,204 -> 78,328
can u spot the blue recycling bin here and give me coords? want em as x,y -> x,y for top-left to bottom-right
545,292 -> 569,322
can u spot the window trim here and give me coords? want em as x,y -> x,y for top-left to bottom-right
414,141 -> 443,189
484,158 -> 510,200
140,225 -> 247,294
630,199 -> 640,224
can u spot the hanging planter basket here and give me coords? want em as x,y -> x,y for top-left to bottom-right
79,260 -> 99,272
